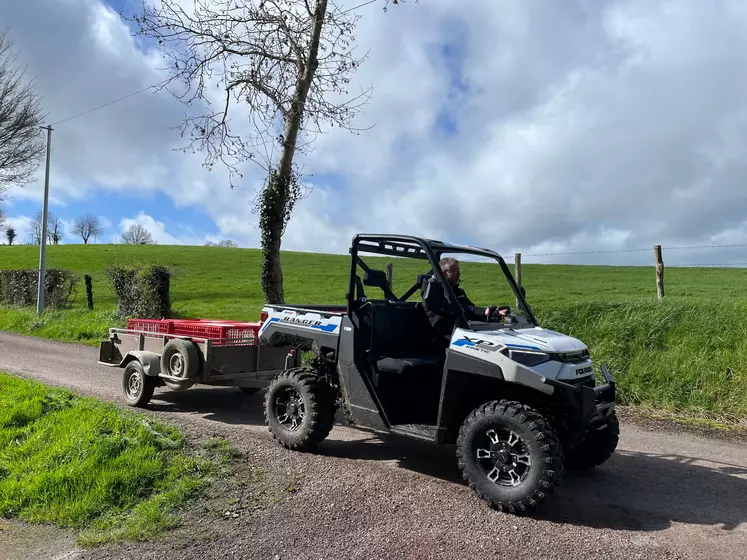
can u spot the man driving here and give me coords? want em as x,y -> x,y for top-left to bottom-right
421,257 -> 510,342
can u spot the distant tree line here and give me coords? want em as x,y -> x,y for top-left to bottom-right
1,210 -> 235,248
205,240 -> 238,248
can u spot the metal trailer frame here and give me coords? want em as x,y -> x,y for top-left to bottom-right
98,326 -> 302,391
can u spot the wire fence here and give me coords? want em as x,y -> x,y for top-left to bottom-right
515,243 -> 747,268
509,242 -> 747,300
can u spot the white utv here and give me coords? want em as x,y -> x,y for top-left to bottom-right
258,234 -> 618,514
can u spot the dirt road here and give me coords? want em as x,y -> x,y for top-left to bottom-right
1,331 -> 746,560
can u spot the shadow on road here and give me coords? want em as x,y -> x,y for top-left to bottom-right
147,386 -> 268,424
318,439 -> 747,533
146,387 -> 747,532
538,450 -> 747,532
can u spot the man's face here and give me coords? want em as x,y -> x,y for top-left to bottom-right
444,264 -> 460,287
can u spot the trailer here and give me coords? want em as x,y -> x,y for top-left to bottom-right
98,317 -> 302,407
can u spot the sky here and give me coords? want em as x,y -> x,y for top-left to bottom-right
2,0 -> 747,267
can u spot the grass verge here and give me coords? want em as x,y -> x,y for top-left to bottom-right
0,372 -> 236,546
0,307 -> 124,346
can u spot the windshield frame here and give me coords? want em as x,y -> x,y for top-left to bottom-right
347,234 -> 538,329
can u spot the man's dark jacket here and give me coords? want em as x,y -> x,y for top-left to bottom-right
420,277 -> 487,338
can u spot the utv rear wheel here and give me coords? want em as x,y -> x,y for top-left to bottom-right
566,410 -> 620,470
456,400 -> 564,514
264,367 -> 336,451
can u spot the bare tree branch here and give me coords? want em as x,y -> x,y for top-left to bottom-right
122,224 -> 155,245
29,210 -> 54,245
73,214 -> 103,244
48,215 -> 64,245
0,28 -> 46,197
126,0 -> 373,303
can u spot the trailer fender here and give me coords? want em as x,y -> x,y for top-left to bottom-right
121,351 -> 162,377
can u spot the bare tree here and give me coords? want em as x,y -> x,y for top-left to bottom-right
29,210 -> 55,245
0,28 -> 46,199
128,0 -> 371,303
73,214 -> 103,244
5,225 -> 15,245
122,224 -> 155,245
48,215 -> 63,245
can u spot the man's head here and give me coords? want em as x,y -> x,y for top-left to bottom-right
439,257 -> 461,287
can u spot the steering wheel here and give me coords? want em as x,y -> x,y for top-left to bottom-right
486,305 -> 511,323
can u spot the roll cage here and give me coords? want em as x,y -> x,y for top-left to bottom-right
346,234 -> 537,328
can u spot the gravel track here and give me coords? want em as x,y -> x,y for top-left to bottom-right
1,331 -> 745,560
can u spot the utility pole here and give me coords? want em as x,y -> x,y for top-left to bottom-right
36,125 -> 53,315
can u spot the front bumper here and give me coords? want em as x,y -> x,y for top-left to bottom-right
541,362 -> 616,430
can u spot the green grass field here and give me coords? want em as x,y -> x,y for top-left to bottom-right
0,372 -> 234,546
2,244 -> 747,423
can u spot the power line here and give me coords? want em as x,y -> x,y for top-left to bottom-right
523,248 -> 651,257
341,0 -> 378,14
49,78 -> 171,126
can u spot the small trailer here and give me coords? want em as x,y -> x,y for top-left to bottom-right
98,317 -> 302,406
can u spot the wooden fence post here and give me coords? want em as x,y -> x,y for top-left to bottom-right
514,252 -> 522,308
386,262 -> 393,287
84,274 -> 94,310
654,245 -> 664,299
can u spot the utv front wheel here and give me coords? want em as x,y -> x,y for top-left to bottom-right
566,410 -> 620,470
456,400 -> 564,514
264,368 -> 336,451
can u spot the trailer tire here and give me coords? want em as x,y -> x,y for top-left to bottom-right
122,360 -> 155,407
456,400 -> 564,515
565,410 -> 620,470
160,338 -> 199,391
264,367 -> 336,451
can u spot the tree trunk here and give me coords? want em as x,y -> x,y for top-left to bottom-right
259,0 -> 328,304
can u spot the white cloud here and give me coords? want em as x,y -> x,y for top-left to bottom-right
2,0 -> 747,267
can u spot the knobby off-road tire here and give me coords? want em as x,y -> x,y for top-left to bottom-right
264,367 -> 336,451
122,360 -> 155,407
456,400 -> 564,515
565,410 -> 620,470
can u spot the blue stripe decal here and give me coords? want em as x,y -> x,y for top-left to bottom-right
505,343 -> 543,351
311,324 -> 339,333
259,317 -> 280,335
452,339 -> 475,347
259,316 -> 338,335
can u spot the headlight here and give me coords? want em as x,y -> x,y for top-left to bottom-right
508,349 -> 551,367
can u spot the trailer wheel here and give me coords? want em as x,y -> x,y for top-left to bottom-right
160,338 -> 199,391
456,400 -> 564,515
565,410 -> 620,470
122,360 -> 155,407
264,367 -> 336,451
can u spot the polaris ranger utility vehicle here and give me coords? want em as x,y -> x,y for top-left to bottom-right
259,234 -> 618,514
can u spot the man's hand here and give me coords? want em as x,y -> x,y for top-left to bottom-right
485,305 -> 511,321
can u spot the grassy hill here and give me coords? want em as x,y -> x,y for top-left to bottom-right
2,243 -> 747,423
